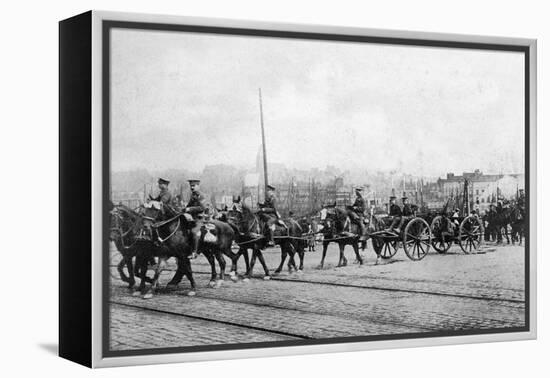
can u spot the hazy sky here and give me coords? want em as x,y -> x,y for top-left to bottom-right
110,28 -> 525,177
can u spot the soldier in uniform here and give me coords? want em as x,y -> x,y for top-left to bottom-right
348,187 -> 367,241
402,196 -> 414,217
149,178 -> 173,206
387,196 -> 403,232
258,184 -> 286,247
184,179 -> 208,218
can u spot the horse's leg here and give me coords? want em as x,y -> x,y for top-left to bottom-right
167,256 -> 185,288
125,254 -> 136,288
180,257 -> 196,296
205,253 -> 217,288
248,247 -> 257,276
215,251 -> 226,287
133,255 -> 148,296
352,242 -> 363,265
318,242 -> 329,269
242,248 -> 251,279
117,256 -> 130,285
255,248 -> 271,280
287,243 -> 297,273
143,256 -> 167,299
274,244 -> 287,274
228,249 -> 239,282
337,243 -> 347,267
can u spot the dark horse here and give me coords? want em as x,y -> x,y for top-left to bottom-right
134,201 -> 197,298
318,205 -> 364,268
109,203 -> 153,289
225,203 -> 307,278
225,203 -> 271,280
188,216 -> 238,288
488,207 -> 512,244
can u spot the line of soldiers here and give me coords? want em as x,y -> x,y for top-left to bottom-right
345,188 -> 415,237
148,178 -> 286,247
149,177 -> 420,243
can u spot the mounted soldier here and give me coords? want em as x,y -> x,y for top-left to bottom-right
348,187 -> 367,241
184,179 -> 208,218
258,184 -> 287,247
149,178 -> 173,206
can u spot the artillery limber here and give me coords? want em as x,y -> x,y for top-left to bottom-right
369,215 -> 433,261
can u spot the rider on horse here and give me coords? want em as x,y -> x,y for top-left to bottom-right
149,178 -> 173,206
348,187 -> 367,241
258,184 -> 287,247
182,179 -> 208,259
184,179 -> 208,218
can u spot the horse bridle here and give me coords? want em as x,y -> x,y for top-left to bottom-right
110,210 -> 136,249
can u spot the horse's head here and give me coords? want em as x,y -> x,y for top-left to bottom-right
137,201 -> 164,241
319,205 -> 339,234
226,204 -> 243,224
109,208 -> 123,241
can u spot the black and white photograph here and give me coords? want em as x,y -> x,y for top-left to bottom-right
105,20 -> 530,357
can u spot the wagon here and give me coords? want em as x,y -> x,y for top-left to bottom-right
429,214 -> 483,254
369,216 -> 433,261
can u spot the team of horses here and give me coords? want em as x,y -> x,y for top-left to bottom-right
483,204 -> 525,245
109,200 -> 525,299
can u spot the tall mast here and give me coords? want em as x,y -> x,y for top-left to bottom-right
259,88 -> 269,198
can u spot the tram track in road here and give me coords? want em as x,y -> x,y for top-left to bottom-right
110,300 -> 311,340
110,263 -> 524,307
181,269 -> 525,306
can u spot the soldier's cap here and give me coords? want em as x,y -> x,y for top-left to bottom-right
402,196 -> 408,200
389,196 -> 397,200
354,187 -> 363,192
289,211 -> 294,216
158,178 -> 170,185
187,179 -> 200,184
267,184 -> 276,190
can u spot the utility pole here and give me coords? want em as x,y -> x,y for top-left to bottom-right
259,88 -> 269,200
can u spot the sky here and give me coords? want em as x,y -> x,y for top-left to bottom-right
110,28 -> 525,177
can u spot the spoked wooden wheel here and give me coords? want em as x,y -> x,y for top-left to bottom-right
378,238 -> 399,259
430,215 -> 452,253
458,215 -> 483,254
403,218 -> 432,261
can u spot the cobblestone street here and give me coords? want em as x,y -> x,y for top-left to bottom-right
109,241 -> 526,351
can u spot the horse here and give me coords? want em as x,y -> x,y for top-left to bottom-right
189,216 -> 238,288
109,203 -> 153,289
134,201 -> 197,298
226,203 -> 271,280
273,217 -> 307,274
488,207 -> 512,244
318,205 -> 364,269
